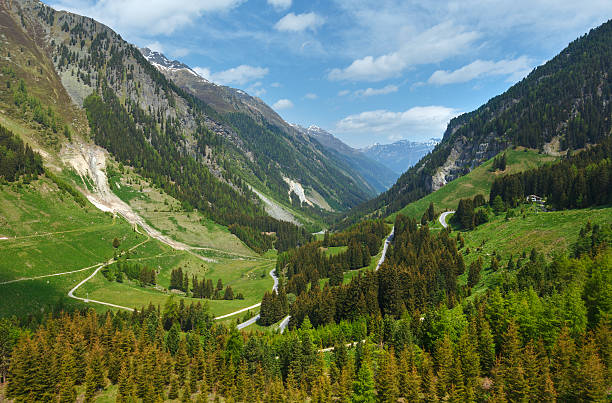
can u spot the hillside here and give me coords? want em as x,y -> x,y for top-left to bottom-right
339,18 -> 612,227
391,148 -> 556,220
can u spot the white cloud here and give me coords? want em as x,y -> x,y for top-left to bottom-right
192,65 -> 269,85
354,85 -> 398,97
304,93 -> 318,100
270,82 -> 282,88
247,82 -> 266,97
192,67 -> 212,81
428,56 -> 535,85
273,99 -> 294,110
267,0 -> 291,11
275,12 -> 324,32
51,0 -> 244,36
338,90 -> 350,96
335,106 -> 459,141
329,22 -> 479,82
144,41 -> 164,53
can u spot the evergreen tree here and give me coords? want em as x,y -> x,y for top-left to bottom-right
352,358 -> 375,403
375,350 -> 398,403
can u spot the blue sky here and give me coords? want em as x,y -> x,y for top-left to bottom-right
49,0 -> 612,148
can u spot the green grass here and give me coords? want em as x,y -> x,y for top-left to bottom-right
390,148 -> 556,221
107,164 -> 257,256
457,205 -> 612,293
0,175 -> 276,319
321,246 -> 348,257
0,178 -> 145,282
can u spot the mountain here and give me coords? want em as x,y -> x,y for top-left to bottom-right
361,139 -> 439,175
296,125 -> 398,193
0,0 -> 380,252
339,18 -> 612,227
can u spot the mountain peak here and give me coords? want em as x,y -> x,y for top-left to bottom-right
139,47 -> 205,81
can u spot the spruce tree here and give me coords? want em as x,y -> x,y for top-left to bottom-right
352,358 -> 375,403
375,350 -> 398,403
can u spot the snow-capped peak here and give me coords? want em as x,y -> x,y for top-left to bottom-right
139,47 -> 208,82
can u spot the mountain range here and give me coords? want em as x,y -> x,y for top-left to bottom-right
361,139 -> 439,176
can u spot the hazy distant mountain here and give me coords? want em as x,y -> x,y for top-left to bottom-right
298,125 -> 399,193
362,139 -> 440,175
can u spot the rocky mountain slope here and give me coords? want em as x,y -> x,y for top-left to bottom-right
1,0 -> 376,235
361,139 -> 439,175
296,125 -> 398,193
339,18 -> 612,226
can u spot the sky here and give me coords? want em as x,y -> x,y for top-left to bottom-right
48,0 -> 612,148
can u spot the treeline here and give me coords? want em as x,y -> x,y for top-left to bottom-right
0,124 -> 43,182
102,261 -> 156,286
276,220 -> 387,294
451,194 -> 488,230
228,224 -> 273,254
169,268 -> 241,300
258,284 -> 289,326
490,137 -> 612,209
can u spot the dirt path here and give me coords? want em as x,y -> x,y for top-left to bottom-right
0,262 -> 103,285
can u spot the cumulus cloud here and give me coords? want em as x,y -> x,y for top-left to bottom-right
273,99 -> 294,110
329,22 -> 479,82
51,0 -> 244,36
192,67 -> 212,81
267,0 -> 291,11
428,56 -> 535,85
247,82 -> 266,97
354,85 -> 398,97
275,12 -> 324,32
335,106 -> 459,141
192,65 -> 268,85
144,41 -> 164,53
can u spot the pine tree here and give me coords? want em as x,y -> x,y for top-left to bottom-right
168,375 -> 180,399
575,338 -> 607,401
352,358 -> 375,403
551,326 -> 576,401
116,360 -> 134,403
478,319 -> 496,374
375,350 -> 398,403
435,334 -> 453,400
467,257 -> 483,288
175,339 -> 189,385
166,322 -> 180,355
501,321 -> 526,402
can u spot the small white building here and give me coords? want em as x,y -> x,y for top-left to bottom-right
526,195 -> 545,204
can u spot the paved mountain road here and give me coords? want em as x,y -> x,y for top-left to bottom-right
438,211 -> 455,229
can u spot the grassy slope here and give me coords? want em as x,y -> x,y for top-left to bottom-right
0,169 -> 275,317
390,148 -> 556,221
456,205 -> 612,294
107,162 -> 257,256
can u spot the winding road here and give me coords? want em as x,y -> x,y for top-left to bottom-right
256,226 -> 397,333
438,211 -> 455,229
375,226 -> 395,271
233,269 -> 279,328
